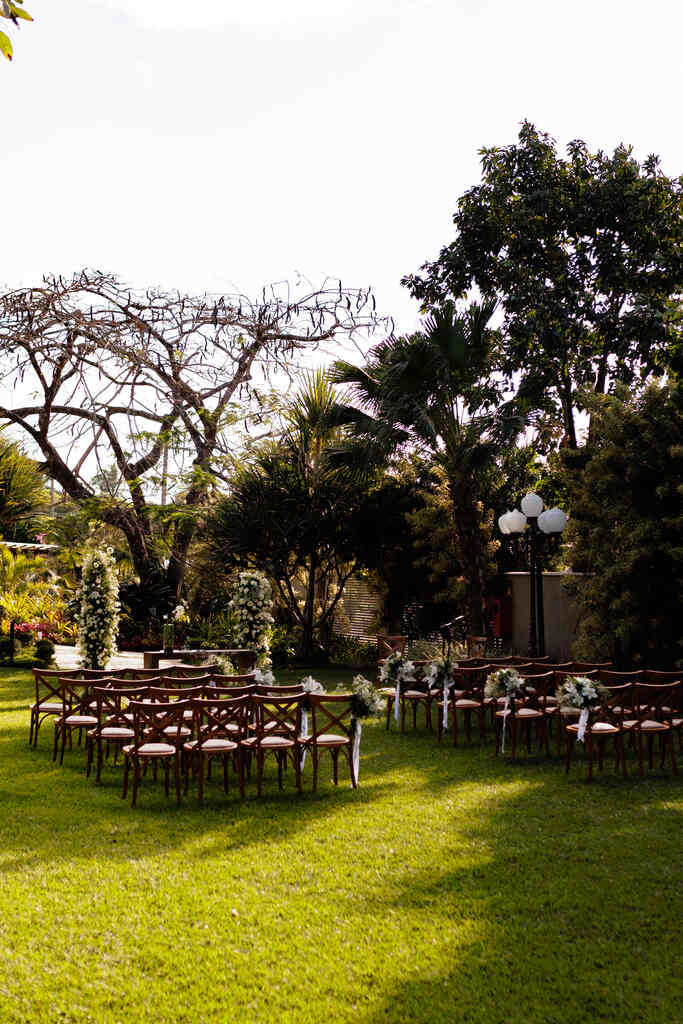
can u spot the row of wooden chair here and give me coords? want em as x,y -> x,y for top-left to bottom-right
33,670 -> 359,803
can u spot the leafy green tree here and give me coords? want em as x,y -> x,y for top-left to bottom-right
404,122 -> 683,447
562,382 -> 682,668
208,371 -> 378,661
333,302 -> 522,635
0,432 -> 47,541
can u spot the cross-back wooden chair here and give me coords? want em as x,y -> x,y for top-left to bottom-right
159,674 -> 211,689
86,684 -> 148,782
53,677 -> 98,764
551,669 -> 597,754
565,683 -> 632,781
173,663 -> 220,678
303,693 -> 357,791
120,668 -> 167,681
397,660 -> 434,732
495,672 -> 554,759
30,668 -> 79,748
571,661 -> 612,672
598,669 -> 643,685
183,695 -> 250,801
441,665 -> 488,746
629,682 -> 680,775
377,634 -> 407,662
122,699 -> 191,806
254,683 -> 303,696
81,669 -> 120,680
209,672 -> 256,687
241,694 -> 303,796
148,684 -> 204,738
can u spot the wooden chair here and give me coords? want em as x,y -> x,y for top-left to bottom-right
565,683 -> 632,781
571,661 -> 612,672
184,695 -> 250,801
241,695 -> 303,796
495,673 -> 554,759
445,665 -> 488,746
465,634 -> 488,657
552,669 -> 597,754
86,685 -> 147,782
53,677 -> 98,765
397,661 -> 434,732
120,668 -> 166,681
303,693 -> 357,791
377,634 -> 407,662
254,683 -> 303,696
30,668 -> 79,748
598,669 -> 642,685
159,674 -> 211,689
629,682 -> 680,775
173,663 -> 220,678
209,672 -> 255,687
122,700 -> 191,806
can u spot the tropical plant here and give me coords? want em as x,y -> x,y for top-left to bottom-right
0,432 -> 47,540
333,302 -> 524,634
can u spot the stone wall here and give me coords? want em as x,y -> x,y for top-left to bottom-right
504,572 -> 585,660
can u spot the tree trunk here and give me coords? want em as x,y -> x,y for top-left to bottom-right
447,480 -> 487,636
298,552 -> 318,660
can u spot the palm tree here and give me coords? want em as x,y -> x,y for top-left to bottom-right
210,370 -> 375,660
0,432 -> 48,540
332,301 -> 523,635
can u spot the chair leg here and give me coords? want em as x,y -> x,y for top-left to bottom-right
122,755 -> 129,798
638,733 -> 644,776
60,724 -> 67,765
131,759 -> 140,807
565,730 -> 573,773
385,697 -> 391,731
164,760 -> 170,798
312,748 -> 319,793
294,746 -> 302,793
586,733 -> 594,783
174,754 -> 181,804
238,749 -> 245,799
332,749 -> 339,785
198,754 -> 205,803
257,750 -> 264,797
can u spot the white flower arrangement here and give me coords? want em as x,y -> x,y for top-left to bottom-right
76,547 -> 120,670
229,570 -> 274,667
172,602 -> 189,623
425,655 -> 455,691
254,668 -> 276,687
484,667 -> 524,702
350,674 -> 384,719
379,650 -> 415,686
556,676 -> 608,711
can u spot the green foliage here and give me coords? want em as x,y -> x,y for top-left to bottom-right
405,122 -> 683,448
0,432 -> 47,540
562,382 -> 682,667
33,638 -> 54,668
326,632 -> 377,668
333,303 -> 523,633
0,0 -> 33,62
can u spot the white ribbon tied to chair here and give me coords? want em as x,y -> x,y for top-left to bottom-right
442,677 -> 450,731
393,678 -> 400,722
501,696 -> 509,753
351,716 -> 362,783
300,708 -> 309,769
577,708 -> 589,743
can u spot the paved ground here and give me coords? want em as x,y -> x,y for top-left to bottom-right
54,645 -> 149,671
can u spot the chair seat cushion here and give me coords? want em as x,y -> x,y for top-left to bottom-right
241,735 -> 294,749
378,688 -> 394,697
162,726 -> 191,738
64,715 -> 98,727
567,722 -> 618,734
455,699 -> 481,709
404,690 -> 428,699
32,702 -> 62,713
123,742 -> 176,756
309,733 -> 350,746
100,726 -> 134,739
515,708 -> 543,719
184,738 -> 237,752
639,719 -> 669,732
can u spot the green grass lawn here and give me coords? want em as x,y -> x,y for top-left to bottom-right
0,666 -> 680,1024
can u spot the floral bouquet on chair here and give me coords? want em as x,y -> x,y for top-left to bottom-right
348,675 -> 384,782
556,676 -> 609,742
425,655 -> 456,730
379,650 -> 415,723
484,667 -> 524,705
299,675 -> 325,710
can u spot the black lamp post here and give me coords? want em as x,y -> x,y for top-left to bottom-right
498,494 -> 567,657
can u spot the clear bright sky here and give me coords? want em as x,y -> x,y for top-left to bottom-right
2,0 -> 682,338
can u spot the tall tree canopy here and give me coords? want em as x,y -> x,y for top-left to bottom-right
0,271 -> 379,614
404,122 -> 683,447
562,382 -> 682,668
332,302 -> 522,634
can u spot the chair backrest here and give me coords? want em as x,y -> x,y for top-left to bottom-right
120,668 -> 168,681
547,662 -> 573,671
632,681 -> 682,720
377,634 -> 407,661
483,656 -> 516,665
159,675 -> 210,689
598,669 -> 643,685
251,694 -> 302,738
519,671 -> 555,708
58,676 -> 94,713
254,683 -> 303,696
81,669 -> 120,680
643,669 -> 682,684
308,693 -> 354,741
106,677 -> 157,690
571,661 -> 612,671
128,699 -> 191,745
206,683 -> 255,699
454,665 -> 488,694
148,685 -> 205,703
92,685 -> 148,728
210,673 -> 256,686
173,663 -> 220,678
598,683 -> 634,726
33,667 -> 79,706
517,662 -> 552,676
192,695 -> 250,745
554,668 -> 598,685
